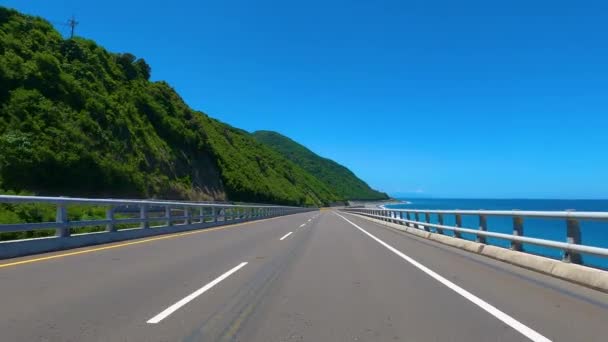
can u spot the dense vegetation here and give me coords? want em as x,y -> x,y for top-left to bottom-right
252,131 -> 388,201
202,120 -> 339,206
0,7 -> 350,210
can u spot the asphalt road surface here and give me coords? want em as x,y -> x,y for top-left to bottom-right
1,210 -> 608,341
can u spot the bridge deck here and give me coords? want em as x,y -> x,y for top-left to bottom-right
1,210 -> 607,341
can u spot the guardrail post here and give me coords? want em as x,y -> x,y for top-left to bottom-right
106,206 -> 116,232
199,207 -> 204,223
405,212 -> 411,227
477,215 -> 487,243
436,214 -> 444,234
55,204 -> 69,237
165,206 -> 172,226
424,213 -> 431,232
185,207 -> 192,225
414,212 -> 420,229
564,214 -> 582,264
140,204 -> 149,229
511,216 -> 523,251
454,214 -> 462,238
399,211 -> 404,224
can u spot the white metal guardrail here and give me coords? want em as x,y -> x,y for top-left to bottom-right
340,207 -> 608,265
0,194 -> 313,241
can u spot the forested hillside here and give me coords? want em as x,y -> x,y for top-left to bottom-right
252,131 -> 388,200
0,7 -> 378,206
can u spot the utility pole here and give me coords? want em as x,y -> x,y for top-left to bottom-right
67,15 -> 78,38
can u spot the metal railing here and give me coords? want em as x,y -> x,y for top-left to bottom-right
340,207 -> 608,265
0,195 -> 313,240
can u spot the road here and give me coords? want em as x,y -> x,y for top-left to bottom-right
1,210 -> 608,341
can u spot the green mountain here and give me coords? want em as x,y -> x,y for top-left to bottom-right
0,7 -> 342,206
252,131 -> 388,201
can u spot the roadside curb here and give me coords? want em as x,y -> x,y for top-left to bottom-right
345,212 -> 608,293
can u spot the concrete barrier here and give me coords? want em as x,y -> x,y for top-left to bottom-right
0,217 -> 264,259
346,212 -> 608,293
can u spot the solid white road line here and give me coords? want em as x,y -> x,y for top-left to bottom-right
334,213 -> 552,342
299,224 -> 306,228
147,262 -> 248,324
280,232 -> 293,241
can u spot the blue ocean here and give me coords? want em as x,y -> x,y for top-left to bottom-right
385,199 -> 608,269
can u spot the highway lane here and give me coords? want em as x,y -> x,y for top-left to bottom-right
0,211 -> 318,341
0,210 -> 607,341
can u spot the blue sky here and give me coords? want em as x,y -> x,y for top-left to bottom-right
4,0 -> 608,198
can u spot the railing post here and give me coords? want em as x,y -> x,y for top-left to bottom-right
140,204 -> 149,229
436,213 -> 444,234
185,206 -> 192,225
165,205 -> 172,226
424,212 -> 431,232
414,212 -> 420,229
511,215 -> 523,251
477,215 -> 487,244
399,211 -> 404,225
454,214 -> 462,238
564,212 -> 582,264
106,206 -> 116,232
199,207 -> 205,223
55,204 -> 69,237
